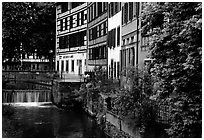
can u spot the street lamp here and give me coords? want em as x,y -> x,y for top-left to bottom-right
49,50 -> 53,71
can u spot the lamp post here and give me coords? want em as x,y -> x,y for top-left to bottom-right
49,50 -> 53,71
20,42 -> 23,70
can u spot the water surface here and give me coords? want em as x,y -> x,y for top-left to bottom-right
2,103 -> 106,138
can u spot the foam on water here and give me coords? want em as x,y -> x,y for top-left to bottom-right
3,102 -> 53,108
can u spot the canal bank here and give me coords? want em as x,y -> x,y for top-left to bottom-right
51,80 -> 169,138
2,72 -> 108,138
51,80 -> 139,138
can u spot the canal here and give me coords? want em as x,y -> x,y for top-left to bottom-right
2,77 -> 107,138
2,102 -> 107,138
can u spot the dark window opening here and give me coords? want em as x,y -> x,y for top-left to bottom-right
114,62 -> 116,78
71,60 -> 74,72
61,3 -> 68,13
70,15 -> 73,28
110,59 -> 114,79
124,3 -> 128,24
88,45 -> 106,60
77,13 -> 80,26
57,61 -> 59,71
60,19 -> 63,31
61,60 -> 64,71
69,31 -> 86,48
129,2 -> 133,21
117,26 -> 120,46
66,60 -> 69,72
81,11 -> 84,25
98,2 -> 102,16
65,18 -> 67,30
72,2 -> 85,9
59,36 -> 69,49
117,62 -> 120,79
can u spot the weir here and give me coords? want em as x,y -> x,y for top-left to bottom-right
2,90 -> 51,103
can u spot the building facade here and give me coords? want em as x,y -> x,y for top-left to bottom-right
107,2 -> 122,80
120,2 -> 150,72
55,2 -> 150,82
86,2 -> 108,74
56,2 -> 88,81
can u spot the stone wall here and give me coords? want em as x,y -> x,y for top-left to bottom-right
51,80 -> 81,108
105,111 -> 141,138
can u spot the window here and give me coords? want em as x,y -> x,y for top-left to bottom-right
109,65 -> 111,78
105,21 -> 108,35
73,14 -> 77,28
89,49 -> 92,60
104,2 -> 108,11
135,2 -> 140,17
92,26 -> 97,40
123,39 -> 125,45
89,45 -> 106,60
61,3 -> 68,13
127,38 -> 129,44
57,61 -> 59,71
89,21 -> 107,41
61,60 -> 64,72
100,23 -> 104,36
77,13 -> 80,26
99,45 -> 106,59
66,60 -> 69,72
108,28 -> 116,48
91,5 -> 93,21
60,19 -> 63,31
117,26 -> 120,46
94,3 -> 96,19
59,36 -> 68,49
33,64 -> 35,70
71,60 -> 74,72
131,36 -> 134,43
131,47 -> 135,66
112,28 -> 116,48
110,59 -> 114,78
81,11 -> 84,25
72,2 -> 84,9
89,29 -> 92,41
65,18 -> 67,30
115,2 -> 118,14
88,7 -> 91,22
70,15 -> 73,28
129,2 -> 133,21
124,3 -> 128,24
84,10 -> 87,20
110,3 -> 114,17
98,2 -> 102,16
114,62 -> 116,78
117,62 -> 120,79
97,26 -> 99,38
69,31 -> 86,47
122,6 -> 124,25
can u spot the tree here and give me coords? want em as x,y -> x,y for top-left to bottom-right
2,2 -> 55,62
142,2 -> 202,137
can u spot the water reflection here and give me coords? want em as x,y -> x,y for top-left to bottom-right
3,103 -> 106,138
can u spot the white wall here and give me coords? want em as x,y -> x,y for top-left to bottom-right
56,52 -> 86,75
108,10 -> 122,78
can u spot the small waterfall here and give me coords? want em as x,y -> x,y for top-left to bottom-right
2,90 -> 51,103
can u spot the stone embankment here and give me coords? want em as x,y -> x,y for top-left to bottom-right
51,80 -> 141,138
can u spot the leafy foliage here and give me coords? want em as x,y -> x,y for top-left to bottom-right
142,2 -> 202,137
2,2 -> 55,62
112,67 -> 158,136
